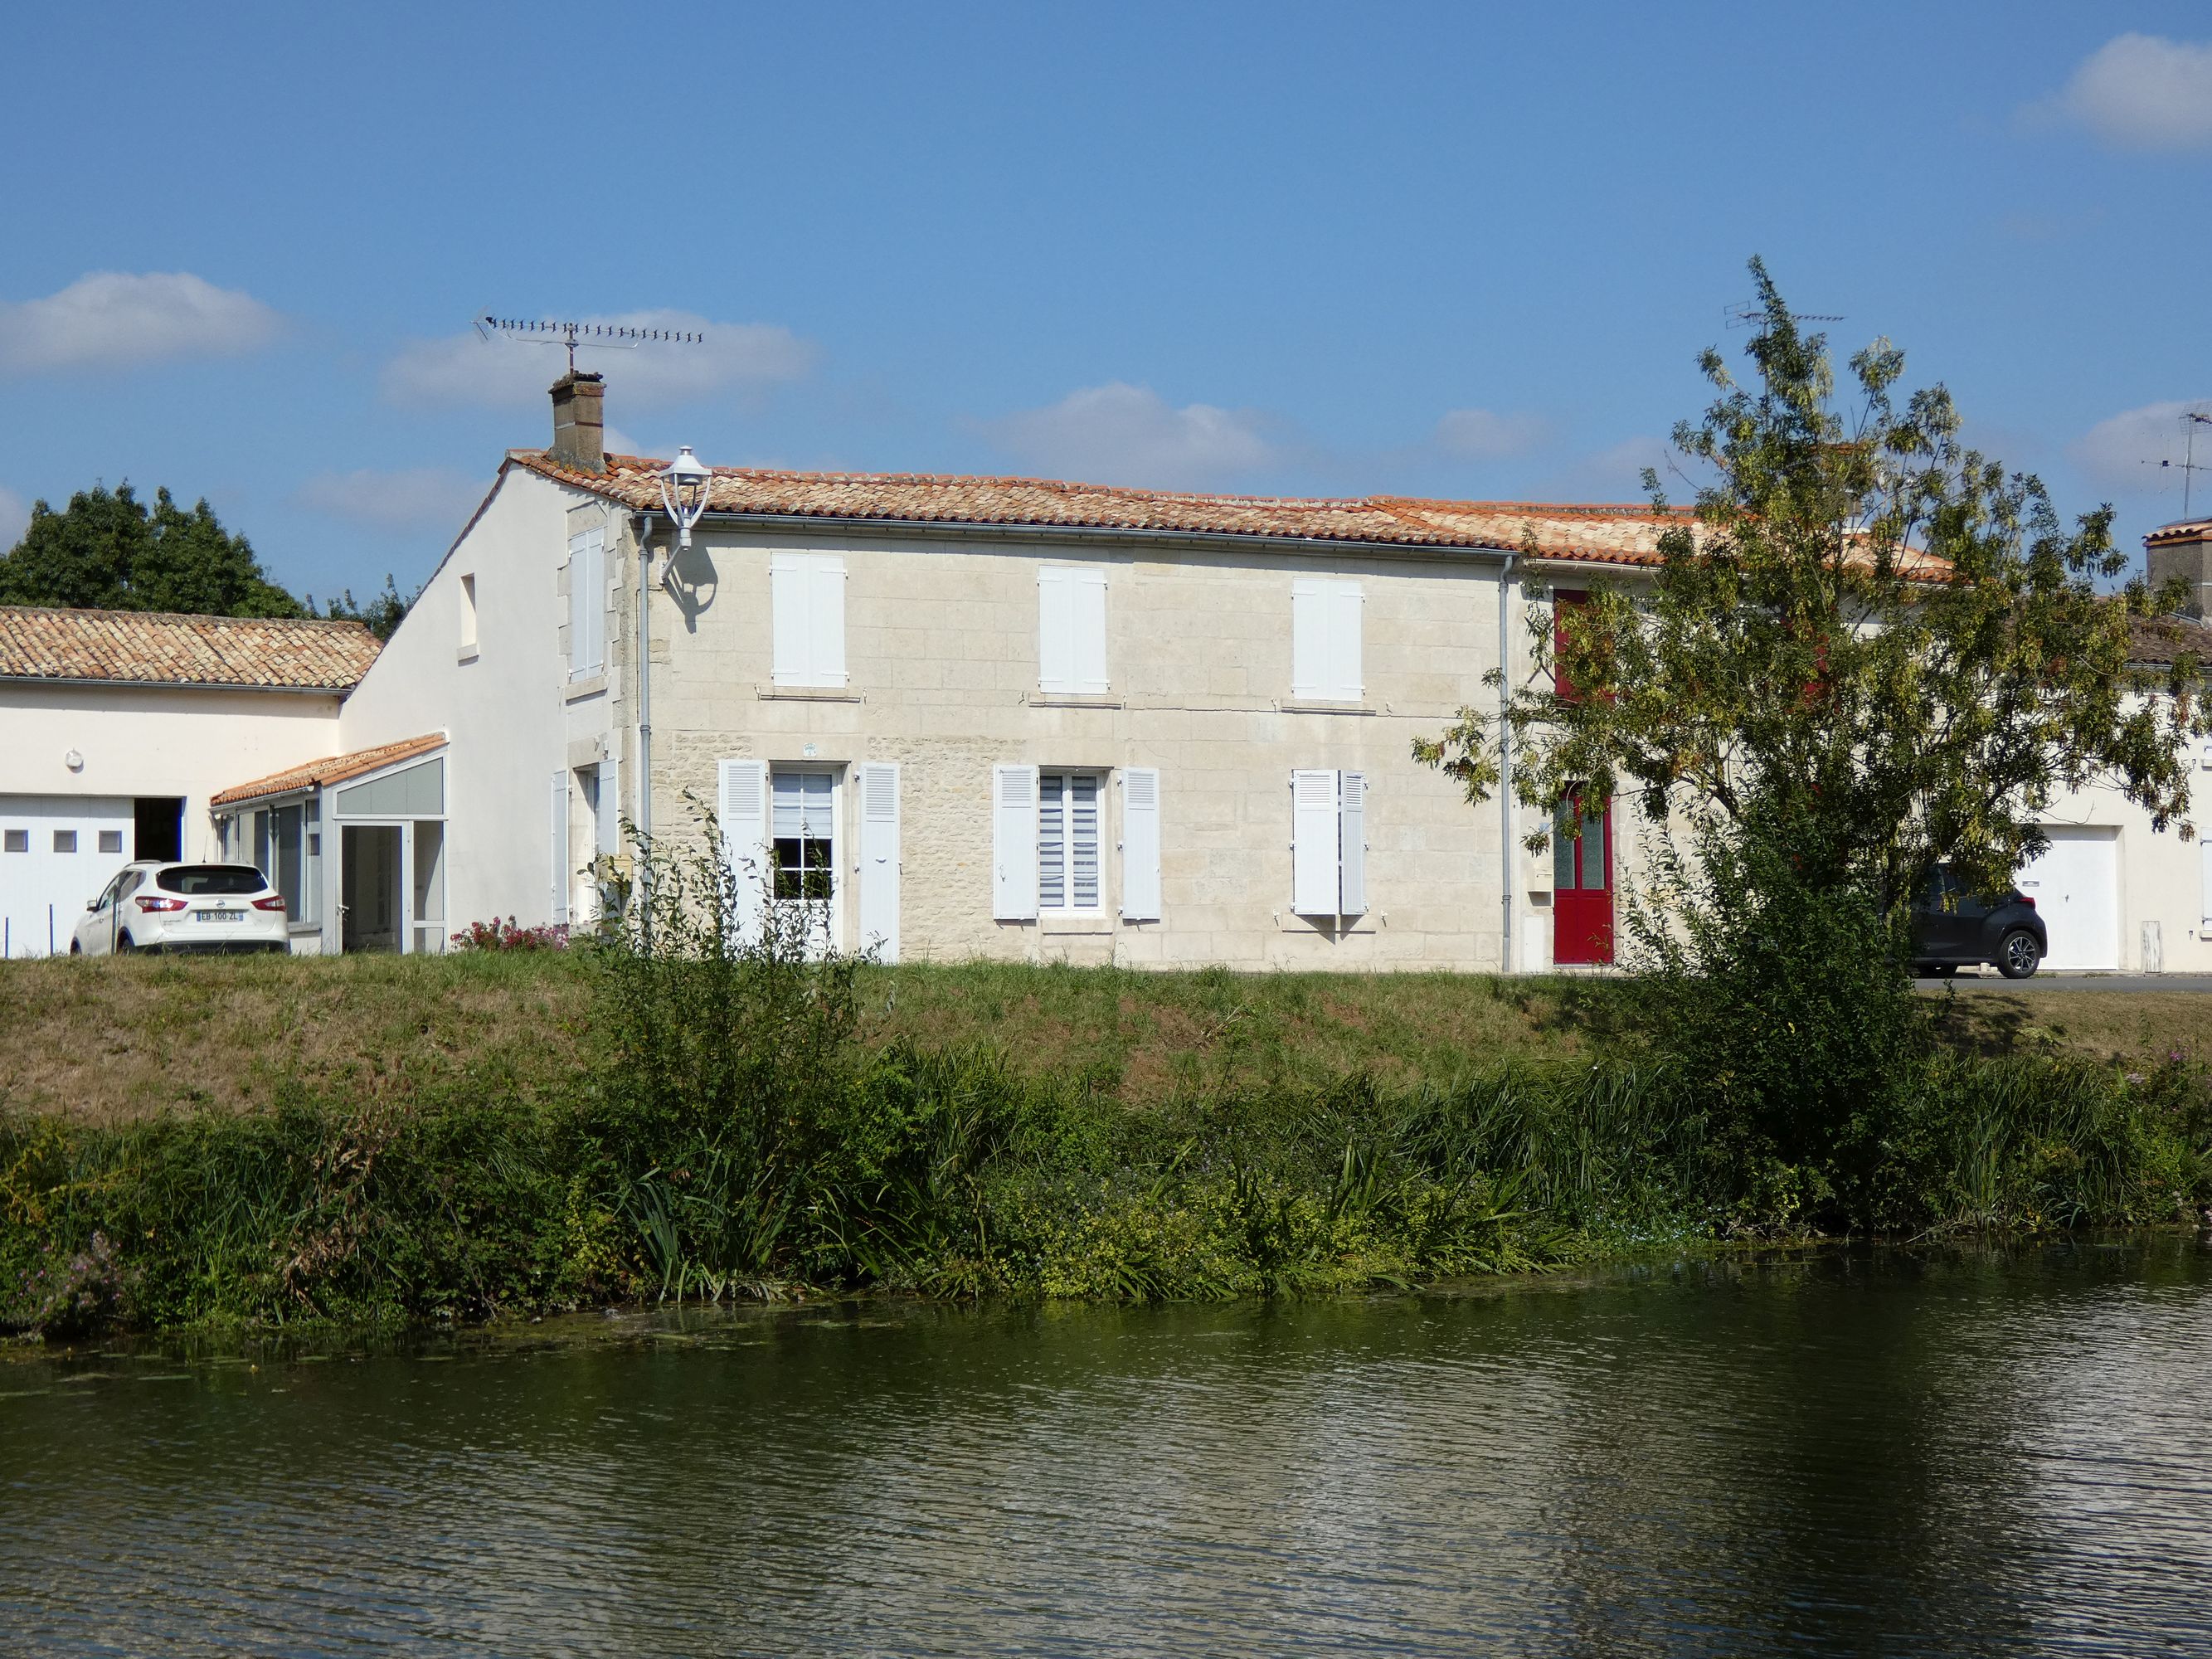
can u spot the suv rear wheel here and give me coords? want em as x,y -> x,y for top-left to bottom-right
1997,928 -> 2040,980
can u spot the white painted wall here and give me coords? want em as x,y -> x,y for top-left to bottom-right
336,467 -> 583,932
0,679 -> 343,864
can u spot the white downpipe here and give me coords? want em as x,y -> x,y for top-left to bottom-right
633,511 -> 656,919
1499,552 -> 1517,974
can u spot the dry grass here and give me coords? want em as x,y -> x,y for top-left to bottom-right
3,952 -> 2201,1124
0,952 -> 595,1122
1923,987 -> 2212,1067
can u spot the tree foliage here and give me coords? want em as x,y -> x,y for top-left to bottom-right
0,483 -> 308,620
309,574 -> 414,642
1417,259 -> 2208,910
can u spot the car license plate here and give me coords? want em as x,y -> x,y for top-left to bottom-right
195,909 -> 245,923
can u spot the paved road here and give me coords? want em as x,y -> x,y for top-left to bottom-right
1914,974 -> 2212,994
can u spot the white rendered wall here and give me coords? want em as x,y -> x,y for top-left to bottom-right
0,680 -> 343,863
336,468 -> 583,932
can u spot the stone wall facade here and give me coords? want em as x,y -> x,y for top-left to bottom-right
630,523 -> 1555,971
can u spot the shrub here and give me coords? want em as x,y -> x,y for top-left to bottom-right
451,917 -> 570,951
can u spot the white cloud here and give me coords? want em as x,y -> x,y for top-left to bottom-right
984,382 -> 1275,489
0,271 -> 283,374
295,468 -> 488,534
2073,400 -> 2212,499
380,309 -> 814,411
1434,407 -> 1551,459
2049,34 -> 2212,150
0,485 -> 27,549
1532,435 -> 1675,504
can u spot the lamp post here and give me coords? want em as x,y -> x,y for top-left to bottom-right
635,446 -> 712,932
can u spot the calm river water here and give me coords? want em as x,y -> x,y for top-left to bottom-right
3,1243 -> 2210,1657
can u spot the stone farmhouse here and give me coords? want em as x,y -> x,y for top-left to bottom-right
7,372 -> 2212,972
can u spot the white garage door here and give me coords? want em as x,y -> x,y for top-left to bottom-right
0,795 -> 134,958
2016,826 -> 2120,971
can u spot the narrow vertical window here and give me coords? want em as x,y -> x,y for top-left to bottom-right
1038,772 -> 1102,913
459,572 -> 479,654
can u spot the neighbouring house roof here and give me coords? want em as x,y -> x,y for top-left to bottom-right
0,606 -> 382,691
507,450 -> 1699,567
2127,614 -> 2212,668
211,732 -> 446,808
2145,518 -> 2212,548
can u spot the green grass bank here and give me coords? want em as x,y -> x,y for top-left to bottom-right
4,954 -> 2210,1335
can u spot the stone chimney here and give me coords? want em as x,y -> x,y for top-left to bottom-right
548,371 -> 605,473
2146,518 -> 2212,618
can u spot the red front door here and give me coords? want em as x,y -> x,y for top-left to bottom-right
1553,795 -> 1613,965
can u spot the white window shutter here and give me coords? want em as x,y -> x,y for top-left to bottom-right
1338,769 -> 1367,916
858,761 -> 901,962
586,531 -> 606,674
1076,570 -> 1109,693
595,758 -> 619,859
2201,837 -> 2212,929
1038,568 -> 1073,693
1291,579 -> 1325,701
550,771 -> 571,925
717,758 -> 769,943
1121,767 -> 1161,921
810,554 -> 847,685
1291,769 -> 1339,916
771,553 -> 808,685
567,533 -> 600,679
993,764 -> 1038,920
1330,581 -> 1363,701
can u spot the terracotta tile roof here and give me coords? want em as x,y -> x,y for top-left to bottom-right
0,606 -> 382,690
211,732 -> 446,808
2127,614 -> 2212,668
509,450 -> 1697,567
2145,518 -> 2212,548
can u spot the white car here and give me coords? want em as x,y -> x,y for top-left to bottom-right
71,862 -> 291,956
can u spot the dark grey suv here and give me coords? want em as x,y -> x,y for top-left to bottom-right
1910,867 -> 2048,979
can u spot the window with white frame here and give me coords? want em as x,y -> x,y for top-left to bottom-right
1038,567 -> 1108,694
1038,771 -> 1103,913
771,552 -> 848,687
1291,577 -> 1363,702
771,769 -> 837,905
567,531 -> 605,679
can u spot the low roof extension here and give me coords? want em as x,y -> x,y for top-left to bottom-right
212,732 -> 447,809
508,450 -> 1697,567
0,606 -> 382,692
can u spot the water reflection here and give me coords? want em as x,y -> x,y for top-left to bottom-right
2,1243 -> 2210,1656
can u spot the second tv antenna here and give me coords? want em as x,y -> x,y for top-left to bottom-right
474,314 -> 705,372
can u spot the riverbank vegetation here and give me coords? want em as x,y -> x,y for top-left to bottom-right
4,883 -> 2210,1336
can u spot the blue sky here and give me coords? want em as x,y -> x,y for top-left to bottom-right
3,2 -> 2210,603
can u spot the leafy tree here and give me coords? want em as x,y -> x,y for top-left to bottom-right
0,483 -> 307,619
309,574 -> 414,642
1417,258 -> 2208,917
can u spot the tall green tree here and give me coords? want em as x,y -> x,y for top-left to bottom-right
0,483 -> 307,618
1416,258 -> 2208,914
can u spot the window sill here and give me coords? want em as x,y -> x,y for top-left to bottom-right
758,685 -> 862,703
565,674 -> 608,703
1026,692 -> 1123,709
1040,913 -> 1115,934
456,645 -> 479,665
1279,699 -> 1375,715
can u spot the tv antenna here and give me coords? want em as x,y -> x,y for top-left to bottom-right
2142,411 -> 2212,519
1724,301 -> 1845,329
474,314 -> 706,373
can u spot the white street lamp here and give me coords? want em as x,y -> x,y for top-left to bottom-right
657,446 -> 712,550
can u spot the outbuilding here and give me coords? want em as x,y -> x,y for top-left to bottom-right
0,606 -> 378,956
